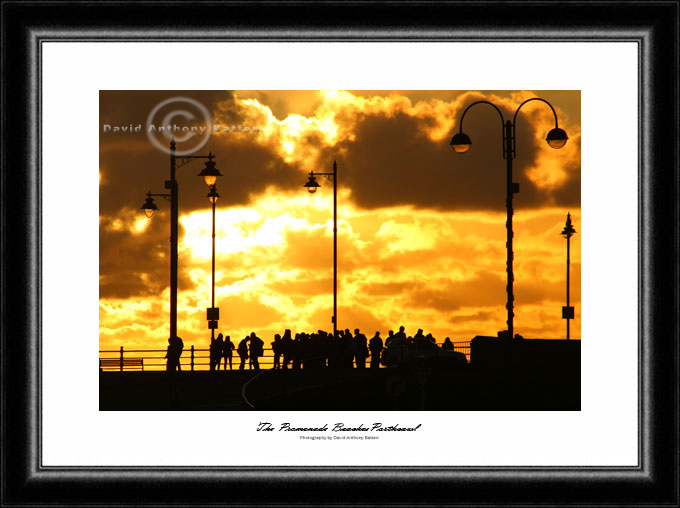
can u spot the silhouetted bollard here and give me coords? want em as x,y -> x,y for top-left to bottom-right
191,345 -> 195,371
120,346 -> 124,372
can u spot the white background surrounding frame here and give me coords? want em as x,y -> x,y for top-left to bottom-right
42,42 -> 637,466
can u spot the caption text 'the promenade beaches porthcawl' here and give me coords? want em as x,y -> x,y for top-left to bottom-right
257,422 -> 422,432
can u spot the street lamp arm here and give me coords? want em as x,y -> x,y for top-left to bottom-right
315,171 -> 335,182
458,100 -> 506,133
512,97 -> 560,128
175,153 -> 214,169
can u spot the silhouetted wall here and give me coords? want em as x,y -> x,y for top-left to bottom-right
471,336 -> 581,373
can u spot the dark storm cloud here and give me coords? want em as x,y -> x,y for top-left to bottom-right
322,102 -> 579,212
99,90 -> 231,133
99,90 -> 235,217
205,135 -> 302,206
99,213 -> 197,299
100,90 -> 301,217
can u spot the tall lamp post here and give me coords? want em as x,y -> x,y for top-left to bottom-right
206,185 -> 220,340
450,98 -> 568,340
561,212 -> 576,340
140,138 -> 222,342
303,160 -> 338,337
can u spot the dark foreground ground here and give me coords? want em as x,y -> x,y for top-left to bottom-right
100,338 -> 580,410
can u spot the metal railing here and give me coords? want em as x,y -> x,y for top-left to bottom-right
99,341 -> 472,372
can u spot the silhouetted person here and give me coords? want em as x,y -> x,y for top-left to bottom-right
237,337 -> 249,370
340,329 -> 356,369
165,336 -> 183,372
164,338 -> 173,371
354,329 -> 368,369
369,331 -> 383,369
272,334 -> 282,369
414,328 -> 425,342
210,333 -> 224,371
281,329 -> 293,369
394,326 -> 406,340
327,330 -> 342,369
385,330 -> 395,347
209,335 -> 218,371
426,333 -> 436,344
223,335 -> 235,370
249,332 -> 264,371
319,331 -> 332,368
292,333 -> 302,370
307,331 -> 325,369
442,337 -> 454,351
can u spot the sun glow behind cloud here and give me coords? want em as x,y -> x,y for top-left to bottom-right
101,188 -> 580,351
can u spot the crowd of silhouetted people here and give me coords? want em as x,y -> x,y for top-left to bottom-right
162,326 -> 458,372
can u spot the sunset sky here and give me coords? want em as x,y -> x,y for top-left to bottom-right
99,90 -> 580,352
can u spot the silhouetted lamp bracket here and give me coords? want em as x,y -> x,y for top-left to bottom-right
197,152 -> 223,187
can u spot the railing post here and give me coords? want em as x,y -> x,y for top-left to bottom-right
191,345 -> 195,371
120,346 -> 124,372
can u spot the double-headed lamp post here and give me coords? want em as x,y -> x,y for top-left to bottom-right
450,98 -> 568,340
561,212 -> 576,340
303,160 -> 338,337
140,138 -> 222,343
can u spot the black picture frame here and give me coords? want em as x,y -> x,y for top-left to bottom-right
2,1 -> 678,505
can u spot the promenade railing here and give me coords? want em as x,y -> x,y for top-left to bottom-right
99,341 -> 472,372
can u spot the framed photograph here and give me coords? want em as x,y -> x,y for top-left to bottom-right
98,87 -> 581,414
2,2 -> 678,505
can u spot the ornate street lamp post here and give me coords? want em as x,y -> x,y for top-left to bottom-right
450,98 -> 568,339
561,212 -> 577,340
140,138 -> 222,342
303,160 -> 338,337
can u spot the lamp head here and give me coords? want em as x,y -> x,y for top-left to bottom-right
561,212 -> 576,238
546,128 -> 568,149
140,192 -> 159,218
198,153 -> 223,187
450,132 -> 472,153
303,172 -> 321,194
